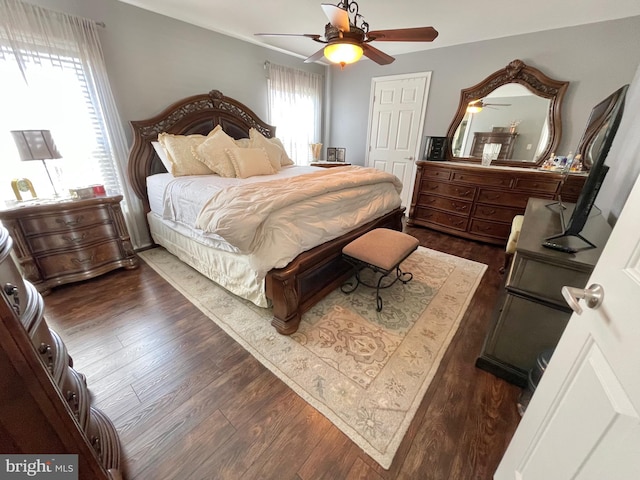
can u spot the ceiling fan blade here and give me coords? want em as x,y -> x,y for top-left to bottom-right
304,47 -> 327,64
367,27 -> 439,42
255,33 -> 322,41
362,43 -> 395,65
321,4 -> 350,32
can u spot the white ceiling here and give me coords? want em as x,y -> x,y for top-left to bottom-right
118,0 -> 640,63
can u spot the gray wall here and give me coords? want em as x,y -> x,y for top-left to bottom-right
329,16 -> 640,168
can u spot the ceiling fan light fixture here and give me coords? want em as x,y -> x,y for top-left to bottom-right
466,104 -> 483,113
324,42 -> 363,67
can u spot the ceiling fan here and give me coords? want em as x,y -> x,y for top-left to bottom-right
255,0 -> 438,68
467,99 -> 512,113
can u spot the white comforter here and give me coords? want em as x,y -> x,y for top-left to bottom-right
196,166 -> 402,253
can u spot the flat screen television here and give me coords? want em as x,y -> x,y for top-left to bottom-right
545,84 -> 629,251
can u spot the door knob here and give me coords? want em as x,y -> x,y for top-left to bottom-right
404,156 -> 414,160
561,283 -> 604,315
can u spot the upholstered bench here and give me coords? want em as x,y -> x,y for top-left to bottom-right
341,228 -> 419,311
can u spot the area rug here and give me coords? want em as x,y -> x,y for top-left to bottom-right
138,246 -> 486,469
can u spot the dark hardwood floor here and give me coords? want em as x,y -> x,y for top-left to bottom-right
42,226 -> 522,480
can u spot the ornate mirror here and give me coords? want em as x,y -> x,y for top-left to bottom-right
446,59 -> 569,167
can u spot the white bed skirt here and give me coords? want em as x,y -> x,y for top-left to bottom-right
147,212 -> 269,307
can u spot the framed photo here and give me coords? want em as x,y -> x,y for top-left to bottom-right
336,148 -> 346,162
327,147 -> 337,161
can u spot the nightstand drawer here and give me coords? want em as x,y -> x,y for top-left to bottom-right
29,224 -> 117,253
21,206 -> 112,235
38,240 -> 124,279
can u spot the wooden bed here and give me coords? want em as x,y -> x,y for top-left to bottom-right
127,89 -> 404,334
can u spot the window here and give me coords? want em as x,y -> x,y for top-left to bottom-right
0,0 -> 147,247
266,62 -> 323,165
0,46 -> 120,200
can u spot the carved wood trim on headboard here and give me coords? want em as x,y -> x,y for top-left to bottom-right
127,89 -> 276,212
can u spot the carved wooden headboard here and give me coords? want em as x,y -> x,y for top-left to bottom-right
127,89 -> 276,213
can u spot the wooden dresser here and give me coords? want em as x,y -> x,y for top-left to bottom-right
0,195 -> 138,294
475,198 -> 611,386
408,161 -> 587,245
0,226 -> 122,479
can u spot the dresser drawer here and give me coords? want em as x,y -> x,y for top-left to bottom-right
38,240 -> 124,279
513,177 -> 560,194
420,180 -> 476,200
422,165 -> 452,180
29,224 -> 118,254
469,219 -> 512,240
477,188 -> 553,208
472,203 -> 524,223
417,194 -> 472,216
452,171 -> 512,188
21,206 -> 112,235
508,255 -> 592,304
413,207 -> 469,231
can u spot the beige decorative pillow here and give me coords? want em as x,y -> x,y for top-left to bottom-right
192,129 -> 238,177
234,137 -> 251,148
225,147 -> 275,179
248,129 -> 283,172
158,133 -> 213,176
270,137 -> 295,166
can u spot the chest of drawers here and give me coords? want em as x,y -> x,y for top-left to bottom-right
408,162 -> 587,245
1,226 -> 122,479
0,195 -> 138,294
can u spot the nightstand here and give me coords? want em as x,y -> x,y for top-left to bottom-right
0,195 -> 138,295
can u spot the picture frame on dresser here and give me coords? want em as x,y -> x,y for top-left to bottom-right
336,148 -> 346,162
326,147 -> 336,161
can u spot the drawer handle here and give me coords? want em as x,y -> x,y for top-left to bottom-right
66,390 -> 79,418
455,188 -> 472,197
62,233 -> 88,244
453,204 -> 468,212
476,225 -> 493,232
38,343 -> 54,374
3,283 -> 20,316
91,436 -> 103,461
485,194 -> 501,201
448,217 -> 465,227
57,215 -> 84,227
482,208 -> 497,215
71,255 -> 96,266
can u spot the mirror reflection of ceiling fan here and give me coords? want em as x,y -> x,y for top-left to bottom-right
255,0 -> 438,68
467,99 -> 512,113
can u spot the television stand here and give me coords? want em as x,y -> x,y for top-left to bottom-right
475,197 -> 612,386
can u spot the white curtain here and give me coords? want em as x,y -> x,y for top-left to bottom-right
0,0 -> 149,248
266,62 -> 323,165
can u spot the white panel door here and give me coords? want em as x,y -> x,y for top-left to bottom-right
495,86 -> 640,478
367,73 -> 431,209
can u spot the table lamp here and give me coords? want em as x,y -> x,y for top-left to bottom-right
11,129 -> 62,197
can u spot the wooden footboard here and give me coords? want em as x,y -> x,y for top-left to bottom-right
266,207 -> 405,335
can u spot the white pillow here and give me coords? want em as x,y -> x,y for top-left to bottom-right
225,147 -> 275,179
151,141 -> 172,172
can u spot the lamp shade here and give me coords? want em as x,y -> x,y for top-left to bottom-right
10,130 -> 62,161
324,42 -> 364,65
